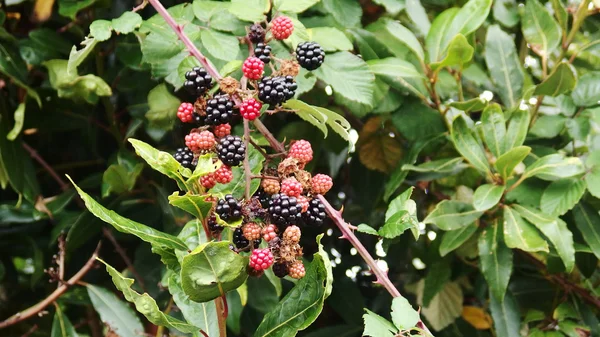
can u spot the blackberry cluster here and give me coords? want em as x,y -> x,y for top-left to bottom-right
174,147 -> 195,170
258,76 -> 297,106
205,95 -> 234,125
217,135 -> 246,166
272,262 -> 288,278
207,214 -> 224,237
254,43 -> 272,64
296,42 -> 325,71
233,227 -> 261,249
253,189 -> 271,208
183,67 -> 213,96
216,194 -> 242,221
268,193 -> 302,227
248,23 -> 265,43
304,197 -> 326,226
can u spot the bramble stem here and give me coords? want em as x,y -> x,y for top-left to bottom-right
253,119 -> 286,153
243,119 -> 252,200
0,242 -> 102,329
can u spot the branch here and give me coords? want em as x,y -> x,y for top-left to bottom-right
243,119 -> 252,200
147,0 -> 221,80
253,119 -> 286,153
0,242 -> 102,329
316,195 -> 433,336
23,142 -> 68,191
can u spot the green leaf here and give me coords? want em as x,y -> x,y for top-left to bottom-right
451,115 -> 491,175
485,25 -> 524,108
186,154 -> 221,183
530,114 -> 567,138
522,154 -> 585,181
541,179 -> 585,216
254,235 -> 333,336
181,241 -> 248,302
423,259 -> 452,307
406,0 -> 431,36
96,259 -> 198,333
6,102 -> 25,141
86,283 -> 145,337
571,71 -> 600,107
385,187 -> 419,239
586,167 -> 600,199
551,0 -> 568,32
309,27 -> 353,52
201,29 -> 240,61
439,224 -> 478,256
417,281 -> 463,331
228,0 -> 268,22
0,43 -> 41,106
128,139 -> 188,190
402,157 -> 467,177
58,0 -> 97,19
102,163 -> 143,197
424,200 -> 484,230
43,59 -> 111,105
314,52 -> 375,110
67,37 -> 99,75
473,184 -> 505,211
490,291 -> 521,337
391,296 -> 420,330
51,305 -> 79,337
572,202 -> 600,259
283,100 -> 328,137
449,98 -> 488,113
481,103 -> 506,157
479,220 -> 513,301
426,8 -> 460,63
534,62 -> 577,96
495,146 -> 531,180
376,19 -> 425,61
89,20 -> 112,42
112,11 -> 142,34
274,0 -> 319,12
168,192 -> 213,222
378,211 -> 416,239
363,310 -> 396,337
68,176 -> 188,251
372,0 -> 405,15
357,224 -> 379,236
521,0 -> 562,57
430,34 -> 474,71
503,206 -> 549,252
493,0 -> 519,28
167,272 -> 219,336
368,58 -> 427,99
504,109 -> 530,150
440,0 -> 492,56
512,204 -> 575,272
146,83 -> 180,132
322,0 -> 362,28
316,106 -> 352,141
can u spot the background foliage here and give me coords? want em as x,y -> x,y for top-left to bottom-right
1,0 -> 600,336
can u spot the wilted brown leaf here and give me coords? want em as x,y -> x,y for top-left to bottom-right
358,116 -> 403,173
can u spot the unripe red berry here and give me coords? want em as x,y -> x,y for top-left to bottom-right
249,248 -> 274,271
280,177 -> 303,197
185,130 -> 216,152
311,174 -> 333,195
242,57 -> 264,80
271,16 -> 294,40
262,224 -> 278,242
177,102 -> 194,123
240,98 -> 263,120
213,124 -> 231,138
283,225 -> 301,243
200,174 -> 216,189
214,164 -> 233,184
243,222 -> 262,241
261,178 -> 280,194
288,140 -> 313,163
296,195 -> 309,213
289,260 -> 305,279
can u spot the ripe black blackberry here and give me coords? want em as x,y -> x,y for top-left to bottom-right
304,197 -> 326,226
216,194 -> 242,221
258,76 -> 297,106
296,42 -> 325,71
173,147 -> 195,170
253,188 -> 271,208
268,193 -> 301,227
248,23 -> 265,43
204,95 -> 234,125
233,227 -> 261,249
272,262 -> 288,278
216,135 -> 246,167
207,214 -> 224,237
183,67 -> 213,96
254,43 -> 272,64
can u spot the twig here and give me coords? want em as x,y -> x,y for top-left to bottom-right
102,227 -> 147,293
0,242 -> 102,329
57,234 -> 66,287
132,0 -> 148,12
22,143 -> 68,191
19,324 -> 38,337
249,138 -> 269,159
243,119 -> 252,200
253,119 -> 285,153
316,195 -> 433,336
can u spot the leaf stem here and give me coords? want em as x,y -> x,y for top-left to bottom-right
0,242 -> 102,329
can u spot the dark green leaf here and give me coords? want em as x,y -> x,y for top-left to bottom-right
424,200 -> 484,230
473,184 -> 505,211
448,97 -> 488,112
503,206 -> 549,252
479,220 -> 512,301
439,224 -> 478,256
322,0 -> 362,28
86,283 -> 145,337
168,193 -> 213,222
51,305 -> 79,337
228,0 -> 268,22
490,291 -> 521,337
571,71 -> 600,107
423,259 -> 451,307
540,179 -> 585,216
495,146 -> 531,180
521,0 -> 562,57
128,139 -> 189,190
522,154 -> 585,181
551,0 -> 568,32
484,25 -> 524,108
274,0 -> 319,12
530,114 -> 567,138
481,103 -> 506,157
451,115 -> 491,175
406,0 -> 431,36
493,0 -> 519,27
426,8 -> 460,63
534,62 -> 577,96
310,27 -> 353,52
430,34 -> 473,71
200,29 -> 240,62
572,202 -> 600,259
440,0 -> 492,56
58,0 -> 97,19
504,109 -> 530,150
